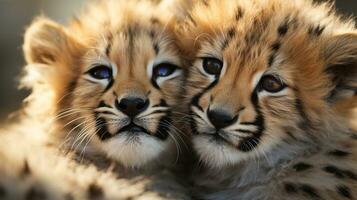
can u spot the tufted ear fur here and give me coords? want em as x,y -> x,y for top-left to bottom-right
323,33 -> 357,103
23,17 -> 83,66
22,17 -> 84,103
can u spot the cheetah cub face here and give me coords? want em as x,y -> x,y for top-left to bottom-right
180,0 -> 357,168
23,1 -> 185,168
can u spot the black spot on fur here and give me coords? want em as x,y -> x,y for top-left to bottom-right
300,184 -> 320,198
228,27 -> 236,38
105,32 -> 113,56
88,183 -> 104,200
222,27 -> 236,49
22,160 -> 31,177
268,42 -> 281,66
65,193 -> 74,200
337,185 -> 353,199
278,20 -> 289,36
0,184 -> 6,197
67,80 -> 78,93
153,43 -> 159,55
323,165 -> 357,180
268,53 -> 276,66
26,187 -> 46,200
235,6 -> 244,21
344,170 -> 357,180
286,131 -> 297,140
308,25 -> 325,36
271,42 -> 281,51
293,162 -> 313,172
201,0 -> 209,6
328,150 -> 350,157
149,30 -> 155,39
284,183 -> 298,194
150,17 -> 160,24
324,165 -> 345,178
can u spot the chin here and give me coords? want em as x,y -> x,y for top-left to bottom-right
193,135 -> 251,169
99,133 -> 168,168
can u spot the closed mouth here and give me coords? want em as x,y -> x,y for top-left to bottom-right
118,123 -> 149,135
207,132 -> 231,144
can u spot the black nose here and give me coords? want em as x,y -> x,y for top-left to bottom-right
207,109 -> 237,129
115,97 -> 149,118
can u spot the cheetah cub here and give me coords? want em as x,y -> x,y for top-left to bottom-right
0,0 -> 192,199
180,0 -> 357,199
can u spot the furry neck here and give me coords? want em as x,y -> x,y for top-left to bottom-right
195,123 -> 350,192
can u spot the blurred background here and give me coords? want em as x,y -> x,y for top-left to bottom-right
0,0 -> 356,120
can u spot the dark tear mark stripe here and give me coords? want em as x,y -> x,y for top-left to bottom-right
104,79 -> 114,93
151,78 -> 160,90
190,78 -> 219,135
237,87 -> 264,152
190,78 -> 218,111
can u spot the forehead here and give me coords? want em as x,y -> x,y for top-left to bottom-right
190,0 -> 341,73
70,1 -> 180,67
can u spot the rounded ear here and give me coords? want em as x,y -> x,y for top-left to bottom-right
323,33 -> 357,102
23,17 -> 82,65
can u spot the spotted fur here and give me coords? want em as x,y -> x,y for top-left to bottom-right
179,0 -> 357,199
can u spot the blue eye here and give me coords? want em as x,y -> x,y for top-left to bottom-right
87,65 -> 112,79
153,63 -> 177,77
